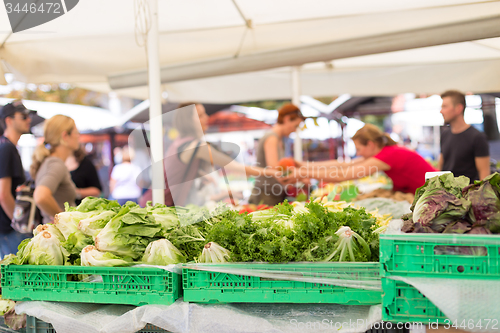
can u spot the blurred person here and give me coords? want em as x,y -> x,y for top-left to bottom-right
113,146 -> 123,164
32,115 -> 79,224
287,124 -> 436,194
249,103 -> 306,206
140,103 -> 282,207
66,146 -> 102,205
109,146 -> 142,205
438,90 -> 490,181
0,101 -> 35,257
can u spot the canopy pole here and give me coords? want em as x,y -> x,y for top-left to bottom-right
291,66 -> 303,162
148,0 -> 165,205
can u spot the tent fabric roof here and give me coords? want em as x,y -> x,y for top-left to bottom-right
151,54 -> 500,103
1,1 -> 500,102
207,111 -> 271,133
0,97 -> 117,132
118,101 -> 230,124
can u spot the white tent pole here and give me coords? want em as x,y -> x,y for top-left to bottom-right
292,66 -> 303,162
147,0 -> 165,205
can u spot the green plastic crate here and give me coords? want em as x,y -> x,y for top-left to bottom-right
25,316 -> 169,333
1,265 -> 181,306
382,278 -> 447,324
379,234 -> 500,278
182,262 -> 382,304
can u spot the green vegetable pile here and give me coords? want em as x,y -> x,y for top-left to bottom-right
1,196 -> 382,267
203,200 -> 380,262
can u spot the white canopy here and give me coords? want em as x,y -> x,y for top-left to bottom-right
0,97 -> 119,132
120,48 -> 500,103
1,1 -> 500,102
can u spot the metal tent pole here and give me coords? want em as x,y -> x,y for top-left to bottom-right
147,0 -> 165,204
291,66 -> 303,162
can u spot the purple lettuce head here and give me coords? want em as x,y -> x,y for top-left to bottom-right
463,173 -> 500,233
411,173 -> 469,211
412,188 -> 471,232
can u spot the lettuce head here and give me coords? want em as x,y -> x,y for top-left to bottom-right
142,239 -> 185,265
81,245 -> 131,267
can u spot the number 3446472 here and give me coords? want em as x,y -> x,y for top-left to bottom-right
443,319 -> 499,330
5,2 -> 62,14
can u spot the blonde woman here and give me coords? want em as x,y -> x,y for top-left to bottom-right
31,115 -> 80,224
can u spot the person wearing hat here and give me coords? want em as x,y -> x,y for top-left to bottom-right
0,100 -> 35,258
248,103 -> 306,206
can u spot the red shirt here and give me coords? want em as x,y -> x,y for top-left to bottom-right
374,145 -> 436,194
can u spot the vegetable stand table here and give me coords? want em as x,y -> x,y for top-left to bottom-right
14,299 -> 383,333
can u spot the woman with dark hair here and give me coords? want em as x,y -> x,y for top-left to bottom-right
249,103 -> 305,206
288,124 -> 436,194
140,103 -> 281,207
66,146 -> 102,205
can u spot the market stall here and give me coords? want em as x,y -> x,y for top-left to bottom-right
2,1 -> 500,332
0,172 -> 499,332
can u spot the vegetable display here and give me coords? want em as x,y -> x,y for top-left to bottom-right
1,195 -> 386,267
202,199 -> 383,263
